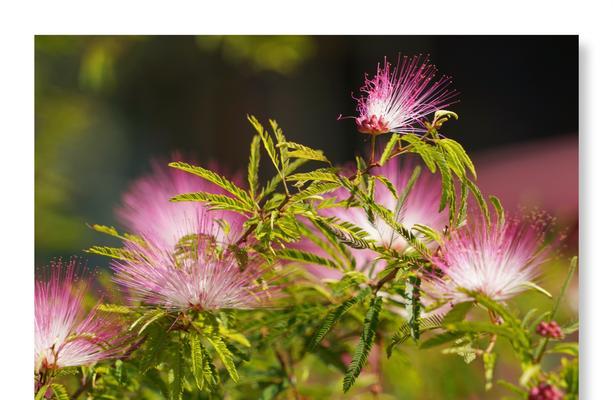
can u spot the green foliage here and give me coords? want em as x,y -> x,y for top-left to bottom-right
85,245 -> 138,261
343,295 -> 382,392
171,191 -> 254,214
207,335 -> 240,383
308,287 -> 372,351
50,383 -> 70,400
276,248 -> 341,270
248,134 -> 261,198
189,332 -> 205,390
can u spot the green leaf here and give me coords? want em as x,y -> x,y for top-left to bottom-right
419,312 -> 445,331
521,281 -> 552,298
439,137 -> 476,179
289,181 -> 340,203
201,346 -> 219,387
96,303 -> 132,315
412,223 -> 442,244
261,159 -> 307,199
489,195 -> 505,226
497,379 -> 526,396
419,331 -> 465,349
248,135 -> 261,197
170,192 -> 252,214
169,161 -> 253,207
464,178 -> 491,226
270,119 -> 289,170
286,169 -> 339,184
281,141 -> 330,163
343,295 -> 382,393
309,287 -> 372,350
551,256 -> 577,320
432,150 -> 455,213
483,352 -> 497,391
247,115 -> 279,170
130,309 -> 167,335
89,224 -> 143,243
457,180 -> 469,226
562,321 -> 579,335
387,321 -> 412,357
276,248 -> 341,270
373,175 -> 398,199
137,325 -> 167,372
50,383 -> 70,400
380,133 -> 400,166
547,342 -> 578,356
167,343 -> 185,400
189,332 -> 204,390
207,335 -> 239,382
445,321 -> 515,338
400,134 -> 437,172
438,141 -> 466,179
85,246 -> 138,261
219,326 -> 251,348
519,364 -> 540,387
35,385 -> 48,400
406,276 -> 422,340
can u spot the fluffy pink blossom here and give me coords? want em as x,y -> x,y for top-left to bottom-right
428,217 -> 549,303
35,260 -> 126,374
354,54 -> 458,135
112,229 -> 278,311
301,157 -> 447,279
116,155 -> 246,251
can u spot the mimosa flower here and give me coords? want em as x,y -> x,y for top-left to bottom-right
354,54 -> 458,135
112,230 -> 279,311
116,154 -> 246,251
428,217 -> 549,303
35,260 -> 127,374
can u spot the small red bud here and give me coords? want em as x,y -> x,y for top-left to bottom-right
536,321 -> 563,339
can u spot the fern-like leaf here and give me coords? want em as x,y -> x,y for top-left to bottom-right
309,287 -> 371,351
343,295 -> 382,393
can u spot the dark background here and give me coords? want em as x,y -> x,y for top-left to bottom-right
35,35 -> 578,265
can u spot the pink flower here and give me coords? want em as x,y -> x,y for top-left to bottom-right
116,154 -> 246,251
112,229 -> 279,311
35,260 -> 127,373
301,157 -> 447,279
354,54 -> 458,135
428,216 -> 549,303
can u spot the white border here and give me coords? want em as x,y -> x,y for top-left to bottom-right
1,0 -> 611,397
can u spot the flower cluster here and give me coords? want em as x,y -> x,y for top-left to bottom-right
528,382 -> 564,400
536,320 -> 564,339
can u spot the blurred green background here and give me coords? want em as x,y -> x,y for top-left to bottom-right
35,36 -> 578,399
